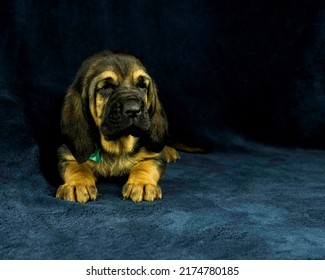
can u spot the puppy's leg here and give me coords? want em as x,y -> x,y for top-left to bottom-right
122,159 -> 165,202
56,161 -> 97,203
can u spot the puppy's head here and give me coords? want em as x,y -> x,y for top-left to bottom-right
61,51 -> 168,163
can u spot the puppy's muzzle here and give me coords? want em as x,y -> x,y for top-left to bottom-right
100,88 -> 149,140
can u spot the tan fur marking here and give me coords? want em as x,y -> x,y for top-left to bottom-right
100,135 -> 136,154
122,159 -> 162,202
94,94 -> 106,125
84,70 -> 119,98
96,72 -> 119,90
56,161 -> 97,203
122,68 -> 149,87
132,69 -> 150,108
94,71 -> 119,87
132,69 -> 150,82
88,71 -> 119,122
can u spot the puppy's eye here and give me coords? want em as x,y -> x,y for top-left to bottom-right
136,76 -> 148,90
96,78 -> 116,93
101,79 -> 116,90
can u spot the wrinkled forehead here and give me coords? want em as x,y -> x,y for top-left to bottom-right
83,55 -> 150,95
86,55 -> 149,84
95,54 -> 145,74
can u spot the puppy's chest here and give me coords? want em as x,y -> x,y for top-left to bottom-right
88,153 -> 136,177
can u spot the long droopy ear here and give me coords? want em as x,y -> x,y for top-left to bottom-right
145,79 -> 168,152
60,83 -> 96,163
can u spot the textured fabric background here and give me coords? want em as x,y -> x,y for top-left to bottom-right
1,0 -> 325,259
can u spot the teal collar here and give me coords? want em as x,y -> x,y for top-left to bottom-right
89,147 -> 103,163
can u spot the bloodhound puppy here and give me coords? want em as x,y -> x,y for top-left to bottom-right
56,50 -> 179,203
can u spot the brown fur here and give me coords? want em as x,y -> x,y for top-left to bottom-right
56,51 -> 179,203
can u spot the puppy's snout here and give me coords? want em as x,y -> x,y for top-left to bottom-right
123,100 -> 142,118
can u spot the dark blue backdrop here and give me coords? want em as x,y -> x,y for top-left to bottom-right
1,0 -> 325,260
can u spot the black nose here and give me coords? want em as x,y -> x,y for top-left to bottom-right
123,100 -> 141,118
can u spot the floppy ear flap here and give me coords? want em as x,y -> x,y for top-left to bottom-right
145,79 -> 168,152
60,84 -> 96,163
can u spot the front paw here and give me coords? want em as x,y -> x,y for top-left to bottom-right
56,182 -> 97,203
122,182 -> 162,202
